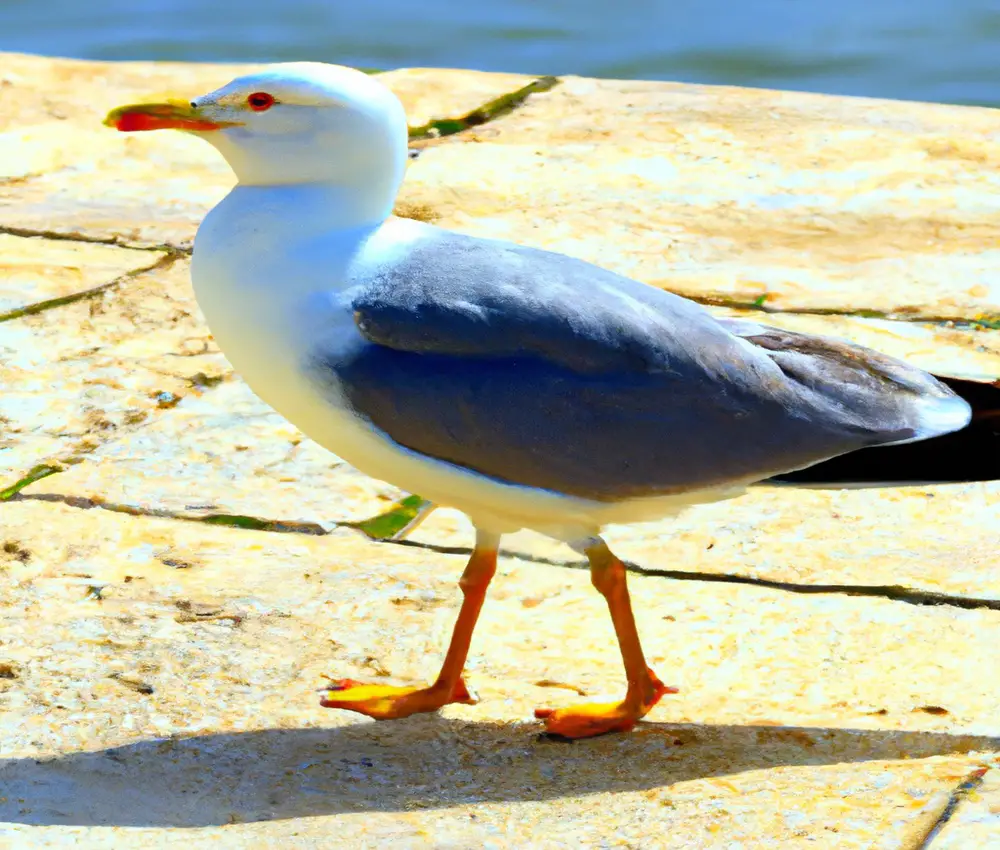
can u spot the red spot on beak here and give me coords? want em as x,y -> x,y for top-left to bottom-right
111,111 -> 226,132
104,102 -> 234,133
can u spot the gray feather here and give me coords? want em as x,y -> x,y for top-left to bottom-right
308,222 -> 970,502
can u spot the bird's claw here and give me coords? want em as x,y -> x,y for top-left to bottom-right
320,677 -> 477,720
534,672 -> 677,739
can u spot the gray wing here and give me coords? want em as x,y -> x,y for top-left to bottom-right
310,223 -> 969,502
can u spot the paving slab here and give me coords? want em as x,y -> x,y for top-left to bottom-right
0,257 -> 223,482
3,51 -> 1000,848
399,75 -> 1000,321
1,500 -> 996,847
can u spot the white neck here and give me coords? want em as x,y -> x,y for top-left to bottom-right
203,115 -> 409,224
229,179 -> 397,231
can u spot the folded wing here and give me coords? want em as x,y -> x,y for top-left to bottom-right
311,223 -> 970,502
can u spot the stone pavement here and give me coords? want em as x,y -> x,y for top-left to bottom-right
0,52 -> 998,847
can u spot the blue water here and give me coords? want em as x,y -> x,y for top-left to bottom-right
3,0 -> 1000,106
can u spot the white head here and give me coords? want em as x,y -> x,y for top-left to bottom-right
106,62 -> 410,218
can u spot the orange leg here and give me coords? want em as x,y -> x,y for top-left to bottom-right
535,537 -> 677,738
321,531 -> 499,720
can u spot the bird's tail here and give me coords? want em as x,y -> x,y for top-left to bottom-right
766,375 -> 1000,488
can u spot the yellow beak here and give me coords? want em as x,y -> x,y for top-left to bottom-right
103,99 -> 238,132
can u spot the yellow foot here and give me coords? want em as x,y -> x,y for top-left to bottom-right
319,678 -> 476,720
534,671 -> 678,739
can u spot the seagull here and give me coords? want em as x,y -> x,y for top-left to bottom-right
106,63 -> 972,738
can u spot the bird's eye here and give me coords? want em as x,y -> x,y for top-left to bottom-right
247,92 -> 276,112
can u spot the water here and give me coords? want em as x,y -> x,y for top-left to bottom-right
3,0 -> 1000,107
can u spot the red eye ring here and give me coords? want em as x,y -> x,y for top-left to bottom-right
247,92 -> 275,112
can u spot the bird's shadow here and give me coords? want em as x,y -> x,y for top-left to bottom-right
1,717 -> 995,827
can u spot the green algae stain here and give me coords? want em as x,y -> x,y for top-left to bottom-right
353,495 -> 433,540
201,514 -> 275,531
0,464 -> 63,501
408,75 -> 559,141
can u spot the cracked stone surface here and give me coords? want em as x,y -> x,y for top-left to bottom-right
0,234 -> 163,317
1,500 -> 997,847
0,255 -> 213,479
399,75 -> 1000,321
1,52 -> 998,847
928,760 -> 1000,848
